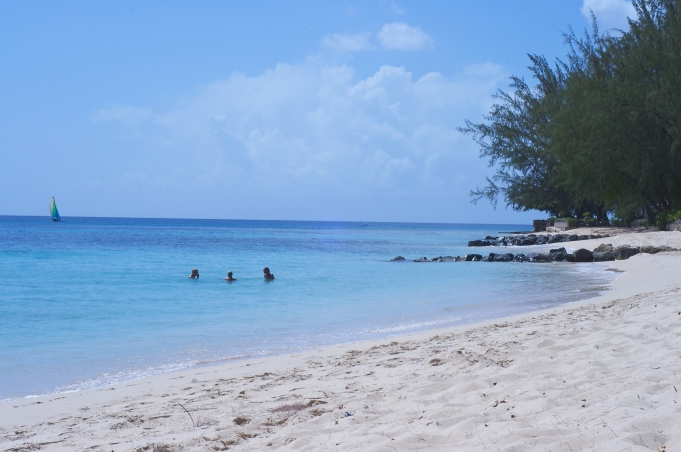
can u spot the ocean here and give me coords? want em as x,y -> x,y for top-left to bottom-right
0,216 -> 614,400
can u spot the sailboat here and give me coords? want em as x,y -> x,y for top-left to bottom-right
49,197 -> 61,222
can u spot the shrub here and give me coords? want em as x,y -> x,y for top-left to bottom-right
657,210 -> 681,230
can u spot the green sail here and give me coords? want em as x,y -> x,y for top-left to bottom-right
50,197 -> 61,221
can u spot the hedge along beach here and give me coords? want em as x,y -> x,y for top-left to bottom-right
1,226 -> 681,451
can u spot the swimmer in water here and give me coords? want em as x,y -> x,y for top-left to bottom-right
263,267 -> 274,280
224,271 -> 237,282
188,268 -> 199,279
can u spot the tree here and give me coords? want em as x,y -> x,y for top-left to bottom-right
463,0 -> 681,223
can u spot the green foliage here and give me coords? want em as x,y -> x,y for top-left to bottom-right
656,210 -> 681,230
463,0 -> 681,224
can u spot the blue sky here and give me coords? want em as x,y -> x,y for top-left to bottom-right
0,0 -> 635,223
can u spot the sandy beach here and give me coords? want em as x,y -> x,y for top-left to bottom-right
2,230 -> 681,452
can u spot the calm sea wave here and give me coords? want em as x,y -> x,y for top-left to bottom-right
0,216 -> 613,399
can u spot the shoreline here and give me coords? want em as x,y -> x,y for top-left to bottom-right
1,262 -> 615,404
2,230 -> 680,450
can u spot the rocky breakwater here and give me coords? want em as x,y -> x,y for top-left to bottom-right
468,233 -> 609,247
390,243 -> 678,264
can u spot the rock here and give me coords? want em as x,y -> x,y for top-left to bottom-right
573,248 -> 593,262
578,235 -> 589,240
568,235 -> 579,241
527,253 -> 550,262
549,247 -> 567,261
465,254 -> 483,261
483,253 -> 497,262
639,245 -> 656,254
494,253 -> 514,262
548,234 -> 565,244
593,243 -> 613,252
593,251 -> 616,262
564,253 -> 576,262
666,220 -> 681,231
615,246 -> 640,260
484,236 -> 498,240
468,240 -> 492,247
513,253 -> 529,262
630,218 -> 648,228
390,256 -> 406,261
535,236 -> 547,245
520,237 -> 537,246
413,257 -> 428,262
431,256 -> 455,262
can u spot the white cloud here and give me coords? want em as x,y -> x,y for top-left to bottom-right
377,22 -> 434,51
387,1 -> 406,15
581,0 -> 636,30
321,32 -> 373,52
94,58 -> 505,215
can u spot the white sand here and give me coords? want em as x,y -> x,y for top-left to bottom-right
2,231 -> 681,451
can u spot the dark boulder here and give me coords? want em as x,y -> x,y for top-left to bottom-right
548,234 -> 565,244
431,256 -> 455,262
468,240 -> 492,247
535,236 -> 547,245
520,237 -> 537,246
527,253 -> 550,262
549,247 -> 567,260
465,254 -> 483,261
390,256 -> 405,261
578,235 -> 589,241
593,251 -> 616,262
413,257 -> 428,262
494,253 -> 514,262
615,246 -> 640,260
640,245 -> 675,254
593,243 -> 613,252
484,236 -> 498,240
483,253 -> 496,262
568,235 -> 579,241
573,248 -> 593,262
513,253 -> 529,262
549,247 -> 575,262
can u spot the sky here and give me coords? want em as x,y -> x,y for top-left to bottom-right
0,0 -> 636,223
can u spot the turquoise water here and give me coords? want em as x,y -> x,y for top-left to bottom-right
0,216 -> 613,400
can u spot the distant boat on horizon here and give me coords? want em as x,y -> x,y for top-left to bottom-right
49,197 -> 61,222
